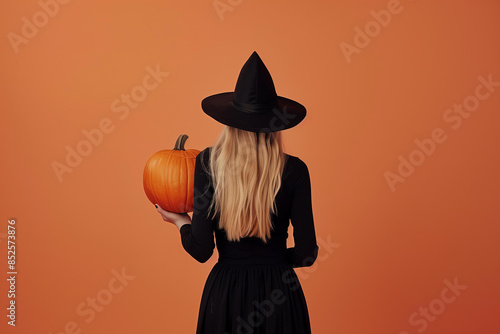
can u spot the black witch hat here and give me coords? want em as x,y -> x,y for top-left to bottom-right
201,51 -> 306,133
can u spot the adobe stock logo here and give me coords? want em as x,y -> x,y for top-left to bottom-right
384,73 -> 499,192
213,0 -> 243,21
257,106 -> 298,133
7,0 -> 72,54
51,64 -> 169,182
227,235 -> 340,334
398,277 -> 467,334
339,0 -> 419,64
48,267 -> 135,334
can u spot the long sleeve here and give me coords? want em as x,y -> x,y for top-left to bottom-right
286,158 -> 319,268
179,148 -> 216,263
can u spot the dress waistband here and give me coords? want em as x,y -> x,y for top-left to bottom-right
217,255 -> 290,266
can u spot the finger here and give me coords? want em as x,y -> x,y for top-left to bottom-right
155,204 -> 175,222
158,212 -> 169,222
156,204 -> 177,218
155,204 -> 166,214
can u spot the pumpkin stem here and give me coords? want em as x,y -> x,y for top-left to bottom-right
174,134 -> 189,150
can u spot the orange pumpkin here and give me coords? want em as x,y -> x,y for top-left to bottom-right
143,134 -> 200,213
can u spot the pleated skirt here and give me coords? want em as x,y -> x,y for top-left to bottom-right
196,260 -> 312,334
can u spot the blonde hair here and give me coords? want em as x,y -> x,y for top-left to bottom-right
204,126 -> 286,243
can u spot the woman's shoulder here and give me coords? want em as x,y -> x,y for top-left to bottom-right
283,153 -> 309,180
197,147 -> 212,161
285,153 -> 307,168
192,147 -> 212,175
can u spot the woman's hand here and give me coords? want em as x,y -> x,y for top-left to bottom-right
155,204 -> 192,230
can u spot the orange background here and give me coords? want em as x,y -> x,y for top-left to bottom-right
1,1 -> 500,333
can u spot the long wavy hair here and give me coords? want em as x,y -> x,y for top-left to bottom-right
203,126 -> 287,243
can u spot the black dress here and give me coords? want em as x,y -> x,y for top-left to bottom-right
179,147 -> 319,334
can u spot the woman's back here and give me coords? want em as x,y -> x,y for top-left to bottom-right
179,146 -> 319,333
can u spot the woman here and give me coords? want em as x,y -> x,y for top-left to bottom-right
155,51 -> 319,333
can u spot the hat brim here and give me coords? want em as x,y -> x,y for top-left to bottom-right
201,92 -> 306,133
